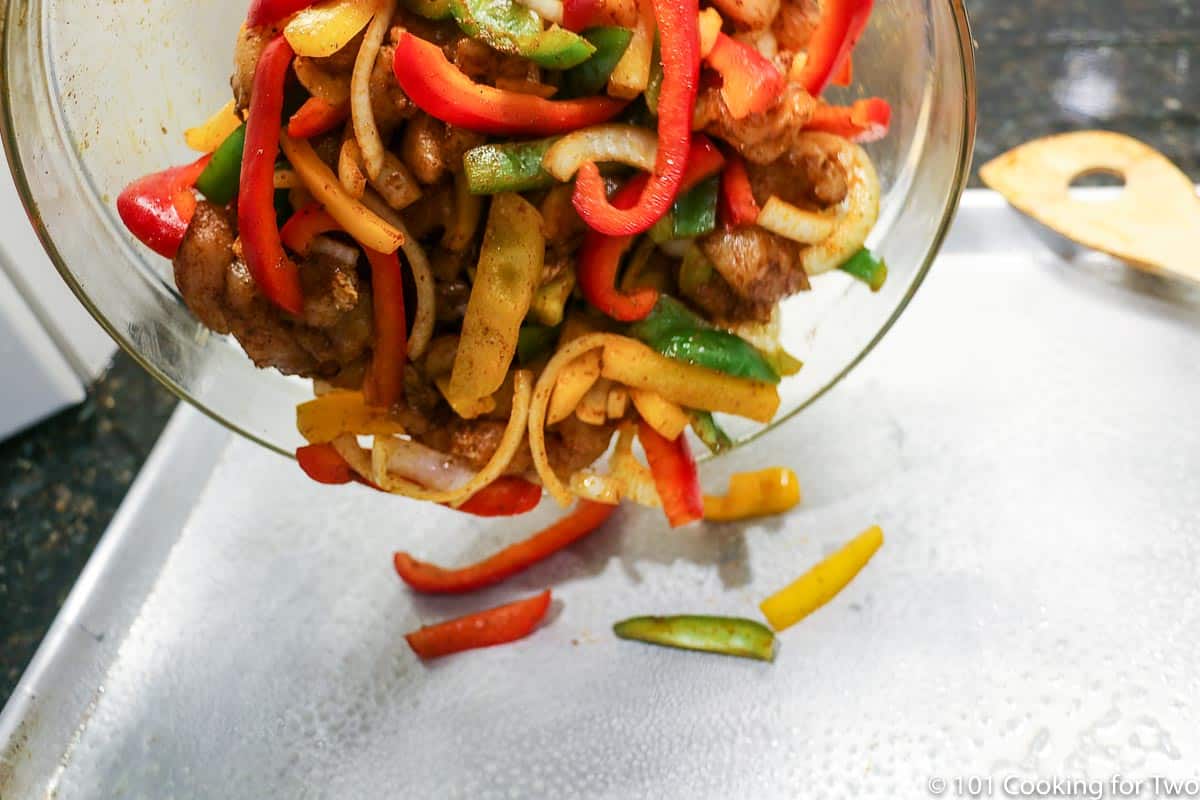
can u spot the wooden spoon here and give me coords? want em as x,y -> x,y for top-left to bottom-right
979,131 -> 1200,283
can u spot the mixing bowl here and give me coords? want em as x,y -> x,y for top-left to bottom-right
1,0 -> 975,454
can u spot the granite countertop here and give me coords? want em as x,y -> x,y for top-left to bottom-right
1,0 -> 1197,705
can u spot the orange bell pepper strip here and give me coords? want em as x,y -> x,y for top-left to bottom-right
286,96 -> 351,139
405,590 -> 552,658
238,35 -> 306,315
279,202 -> 342,255
705,33 -> 785,119
804,98 -> 892,143
394,501 -> 615,593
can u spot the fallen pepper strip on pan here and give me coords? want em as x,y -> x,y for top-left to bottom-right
793,0 -> 874,96
804,98 -> 892,143
238,35 -> 306,315
405,589 -> 552,658
116,154 -> 211,259
570,0 -> 700,235
286,96 -> 351,139
392,32 -> 626,136
613,615 -> 776,661
704,467 -> 801,522
395,500 -> 615,593
636,417 -> 704,527
759,525 -> 884,631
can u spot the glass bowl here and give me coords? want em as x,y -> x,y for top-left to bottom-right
1,0 -> 975,455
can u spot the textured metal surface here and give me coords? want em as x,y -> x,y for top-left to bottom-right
4,195 -> 1200,798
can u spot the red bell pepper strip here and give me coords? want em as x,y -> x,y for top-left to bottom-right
705,33 -> 785,119
562,0 -> 598,30
116,155 -> 212,259
296,443 -> 356,484
577,174 -> 658,322
246,0 -> 315,26
395,501 -> 614,593
571,0 -> 700,236
404,590 -> 552,659
577,136 -> 723,322
831,57 -> 853,87
286,96 -> 351,139
718,149 -> 760,226
795,0 -> 873,96
363,248 -> 407,408
392,33 -> 625,136
805,97 -> 892,143
636,417 -> 704,528
454,476 -> 543,517
238,35 -> 306,315
280,202 -> 342,255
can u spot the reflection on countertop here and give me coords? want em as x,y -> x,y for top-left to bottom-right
1,0 -> 1198,704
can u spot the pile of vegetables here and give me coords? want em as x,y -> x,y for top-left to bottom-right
115,0 -> 898,659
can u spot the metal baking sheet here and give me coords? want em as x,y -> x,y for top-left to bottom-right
4,190 -> 1200,799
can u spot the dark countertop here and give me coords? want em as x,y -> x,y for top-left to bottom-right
1,0 -> 1198,706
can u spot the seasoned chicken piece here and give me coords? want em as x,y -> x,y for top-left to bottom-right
685,226 -> 810,323
232,24 -> 273,112
746,145 -> 849,210
401,113 -> 486,185
415,415 -> 614,477
772,0 -> 821,51
174,203 -> 373,379
694,82 -> 817,164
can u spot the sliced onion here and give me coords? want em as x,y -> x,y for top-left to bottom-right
375,436 -> 474,492
308,235 -> 361,268
516,0 -> 563,23
542,124 -> 658,182
351,0 -> 396,180
359,189 -> 436,359
756,195 -> 837,244
797,133 -> 882,274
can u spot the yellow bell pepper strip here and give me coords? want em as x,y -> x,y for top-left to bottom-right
571,0 -> 699,236
279,132 -> 405,253
392,32 -> 626,136
238,35 -> 306,315
529,269 -> 575,326
547,348 -> 601,424
759,525 -> 884,631
606,0 -> 654,98
446,193 -> 544,404
703,467 -> 801,522
600,336 -> 780,423
697,7 -> 722,57
613,615 -> 776,661
283,0 -> 375,57
629,388 -> 689,440
184,100 -> 242,153
838,246 -> 888,291
296,391 -> 408,443
441,169 -> 483,251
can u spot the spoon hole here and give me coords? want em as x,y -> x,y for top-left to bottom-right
1069,168 -> 1126,202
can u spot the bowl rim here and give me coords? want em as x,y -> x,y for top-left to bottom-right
1,0 -> 977,458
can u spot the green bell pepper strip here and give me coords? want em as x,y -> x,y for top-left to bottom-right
628,296 -> 780,384
839,246 -> 888,291
463,138 -> 559,195
195,124 -> 246,206
648,175 -> 719,241
644,35 -> 663,113
450,0 -> 596,69
613,615 -> 776,661
404,0 -> 452,19
561,27 -> 633,97
690,410 -> 732,454
657,330 -> 780,384
517,324 -> 560,365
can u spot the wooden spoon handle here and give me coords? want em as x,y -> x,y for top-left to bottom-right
980,131 -> 1200,282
